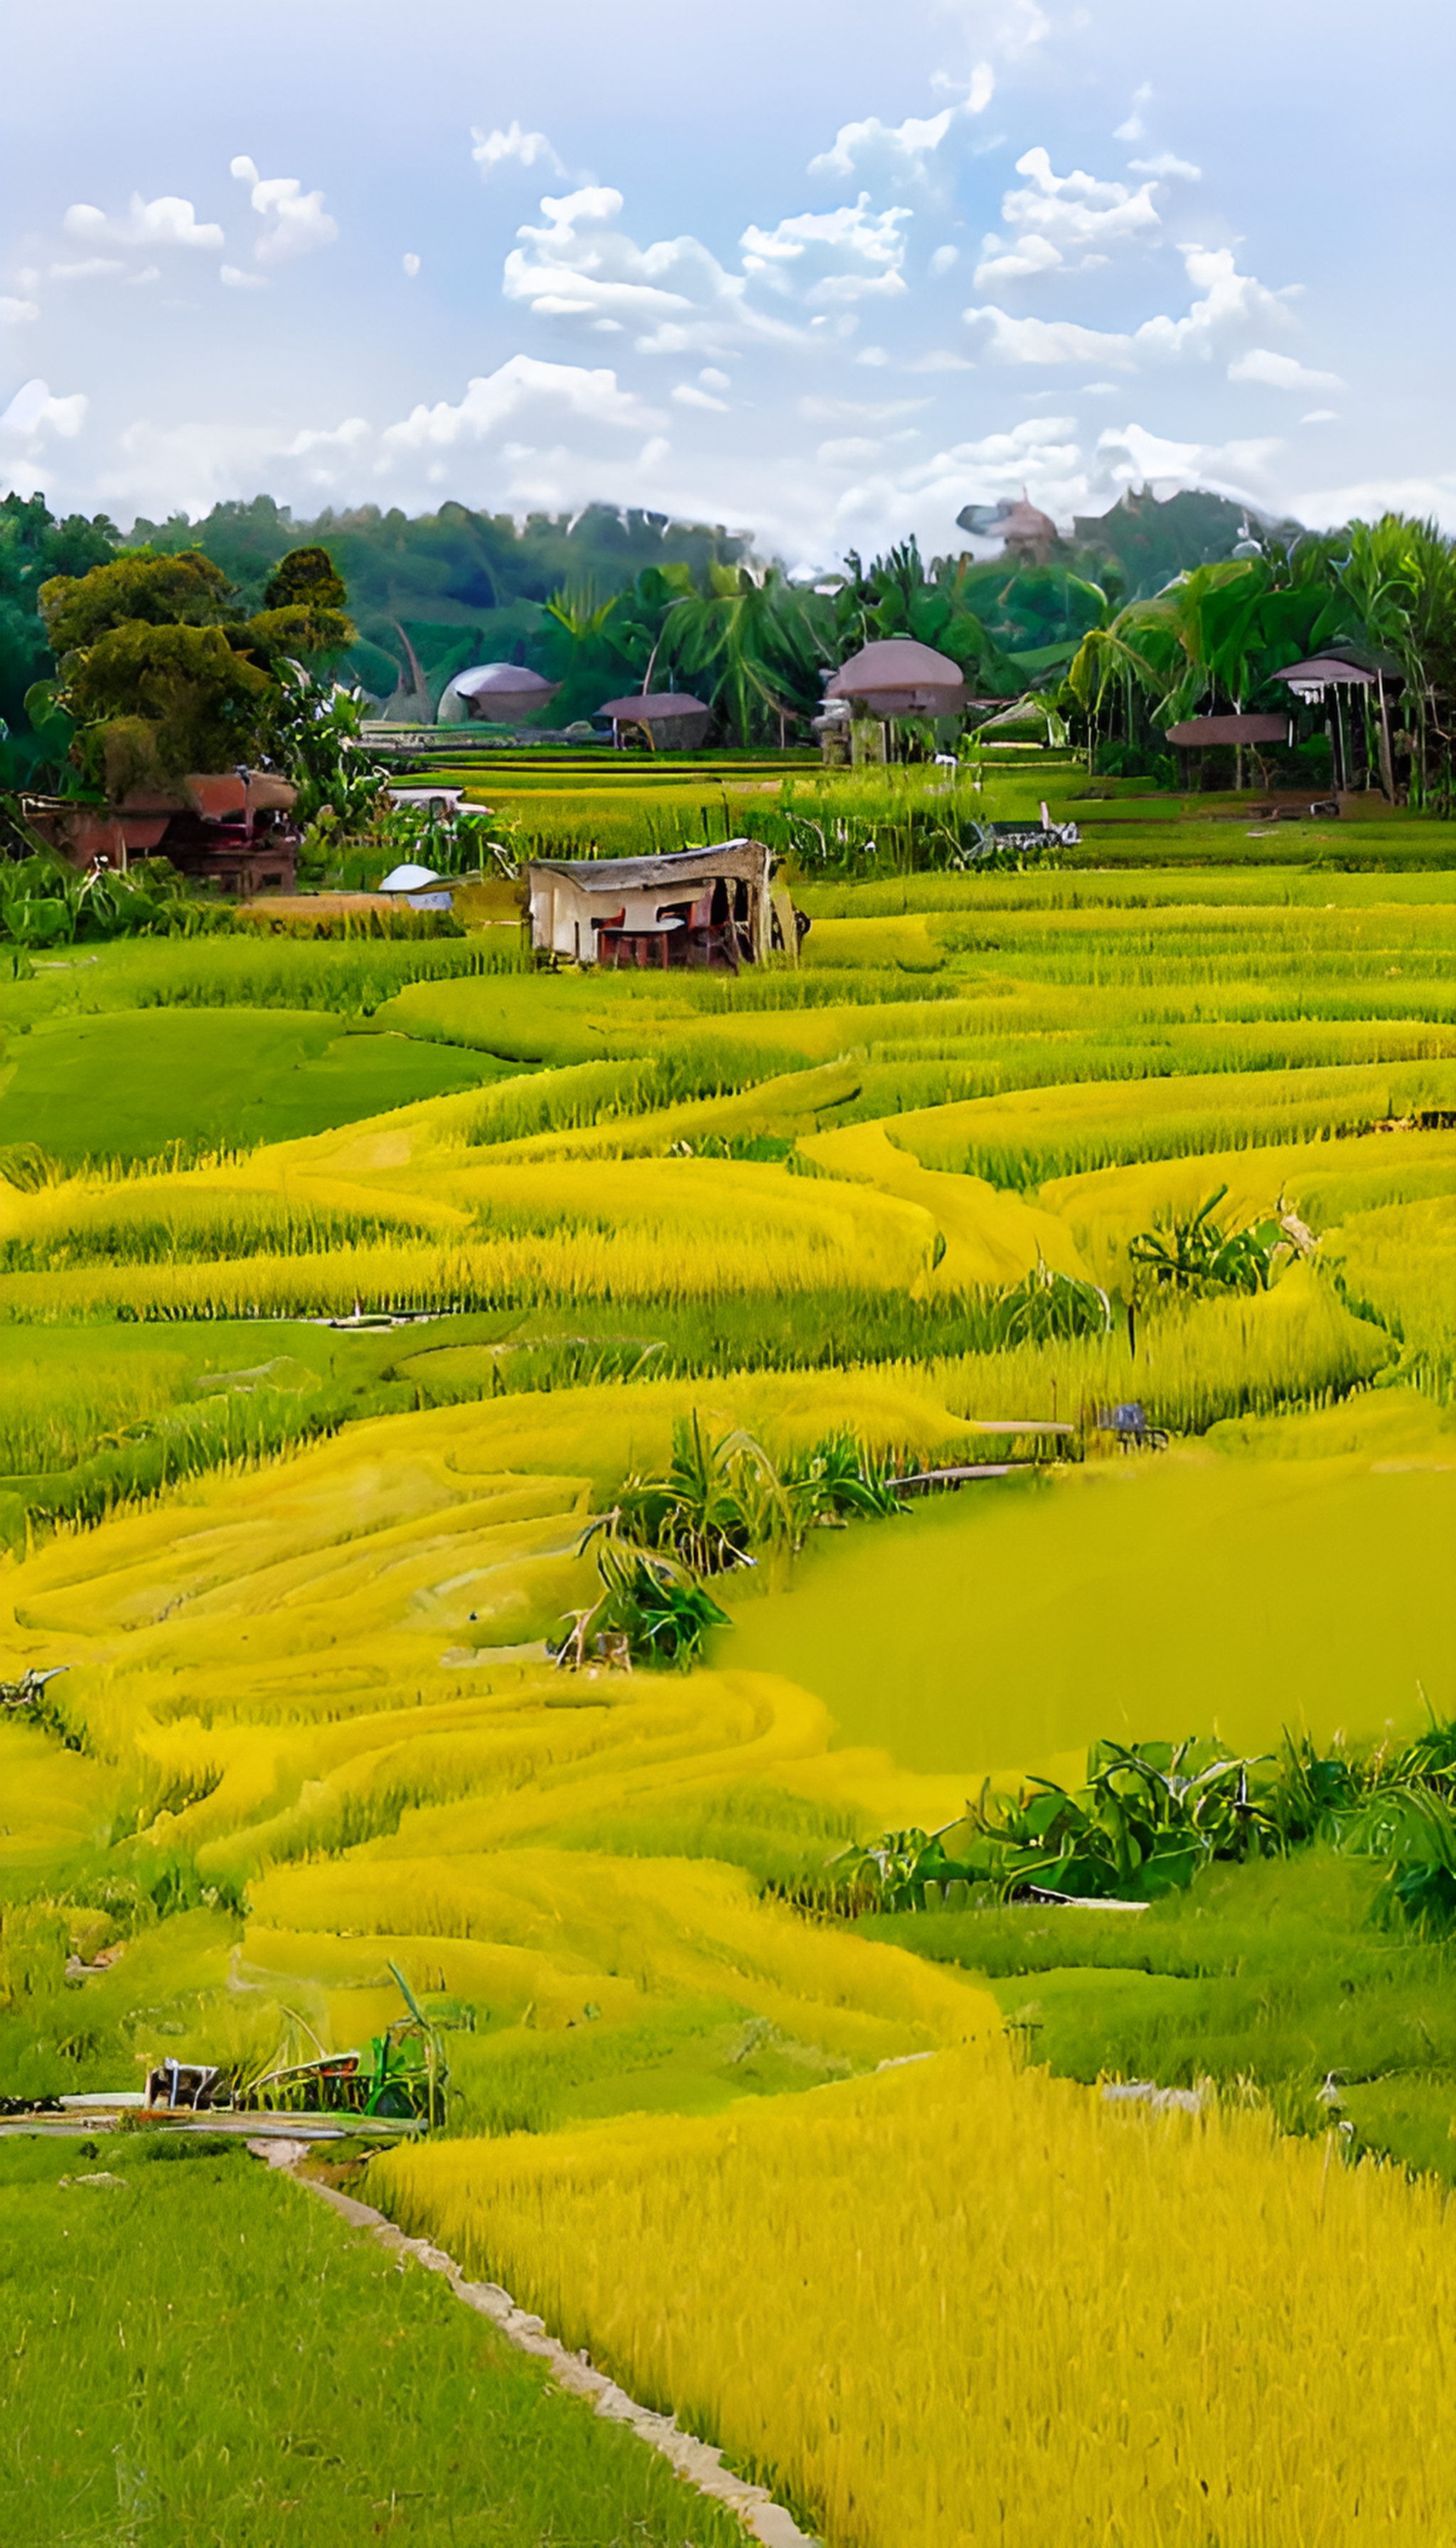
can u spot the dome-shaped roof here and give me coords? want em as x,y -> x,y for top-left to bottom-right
438,663 -> 561,725
826,640 -> 963,698
451,662 -> 557,700
597,690 -> 712,720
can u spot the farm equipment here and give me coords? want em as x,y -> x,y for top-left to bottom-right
149,1965 -> 449,2126
1,1665 -> 68,1710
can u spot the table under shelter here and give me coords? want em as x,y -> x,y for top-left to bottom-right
525,840 -> 776,971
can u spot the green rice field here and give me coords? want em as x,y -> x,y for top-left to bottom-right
3,757 -> 1455,2544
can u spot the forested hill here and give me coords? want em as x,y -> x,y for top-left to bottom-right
1,481 -> 1258,756
127,498 -> 756,708
126,486 -> 1255,712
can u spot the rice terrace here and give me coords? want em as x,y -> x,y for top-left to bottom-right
3,16 -> 1456,2531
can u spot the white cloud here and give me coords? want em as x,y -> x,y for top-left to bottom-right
810,68 -> 992,181
1129,153 -> 1203,180
402,252 -> 421,277
966,244 -> 1300,370
50,257 -> 127,282
220,264 -> 267,290
974,232 -> 1062,287
1093,417 -> 1284,502
380,352 -> 664,456
63,193 -> 225,251
1115,83 -> 1152,141
699,367 -> 732,391
1301,409 -> 1339,424
1,296 -> 41,323
471,120 -> 564,178
929,244 -> 959,277
742,198 -> 910,271
245,174 -> 339,266
503,186 -> 803,357
1,378 -> 87,442
1000,147 -> 1162,257
1290,471 -> 1456,532
673,382 -> 728,411
1228,347 -> 1344,392
810,107 -> 952,181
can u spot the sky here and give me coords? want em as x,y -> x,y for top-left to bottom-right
1,0 -> 1450,569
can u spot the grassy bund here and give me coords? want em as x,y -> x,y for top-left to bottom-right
2,760 -> 1455,2544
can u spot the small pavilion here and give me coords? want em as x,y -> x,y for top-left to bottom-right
596,691 -> 714,751
525,840 -> 774,970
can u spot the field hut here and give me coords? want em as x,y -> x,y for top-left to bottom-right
597,691 -> 713,751
22,771 -> 299,896
439,664 -> 561,726
1270,652 -> 1397,793
826,640 -> 968,718
525,840 -> 772,970
1164,711 -> 1289,791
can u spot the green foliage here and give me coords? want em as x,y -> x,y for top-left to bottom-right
1129,1184 -> 1305,1295
833,1720 -> 1456,1918
68,621 -> 274,790
40,545 -> 237,651
263,544 -> 348,614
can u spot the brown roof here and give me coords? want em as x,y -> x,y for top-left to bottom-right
828,639 -> 962,697
1165,714 -> 1288,746
1271,655 -> 1377,688
597,691 -> 712,720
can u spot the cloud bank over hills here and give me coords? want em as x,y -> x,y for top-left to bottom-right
1,0 -> 1448,563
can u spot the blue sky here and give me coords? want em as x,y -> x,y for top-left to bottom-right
1,0 -> 1449,565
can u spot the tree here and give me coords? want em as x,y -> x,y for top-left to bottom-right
36,545 -> 356,798
0,494 -> 120,785
264,546 -> 348,614
40,547 -> 236,653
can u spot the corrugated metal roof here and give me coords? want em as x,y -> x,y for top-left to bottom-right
525,839 -> 769,892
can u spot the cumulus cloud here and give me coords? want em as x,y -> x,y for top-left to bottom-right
1093,418 -> 1283,501
1228,347 -> 1344,392
1301,410 -> 1339,424
380,353 -> 665,457
230,159 -> 338,265
1,378 -> 87,443
966,245 -> 1300,370
1,296 -> 40,323
501,186 -> 803,357
63,193 -> 225,251
810,68 -> 992,183
402,252 -> 421,277
220,264 -> 267,291
673,381 -> 728,411
471,120 -> 564,178
928,244 -> 959,278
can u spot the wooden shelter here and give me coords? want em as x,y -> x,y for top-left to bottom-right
23,771 -> 299,896
525,840 -> 774,970
597,691 -> 713,751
